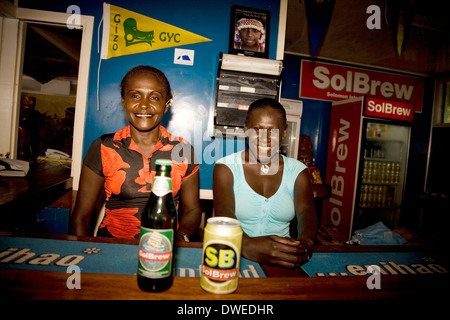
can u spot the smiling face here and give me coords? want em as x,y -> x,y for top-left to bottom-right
239,28 -> 261,50
121,72 -> 170,133
245,106 -> 287,163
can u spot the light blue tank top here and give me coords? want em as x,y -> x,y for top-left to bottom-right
216,151 -> 307,237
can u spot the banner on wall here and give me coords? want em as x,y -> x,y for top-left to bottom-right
100,2 -> 211,59
388,0 -> 415,56
299,60 -> 425,112
304,0 -> 335,57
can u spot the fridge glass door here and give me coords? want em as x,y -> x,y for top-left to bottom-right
280,116 -> 301,159
356,121 -> 410,230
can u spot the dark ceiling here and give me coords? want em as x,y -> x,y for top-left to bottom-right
22,0 -> 449,84
285,0 -> 450,77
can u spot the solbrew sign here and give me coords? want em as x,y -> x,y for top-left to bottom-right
300,61 -> 424,112
364,97 -> 415,121
322,100 -> 363,239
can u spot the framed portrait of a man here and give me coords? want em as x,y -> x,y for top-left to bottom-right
229,5 -> 270,58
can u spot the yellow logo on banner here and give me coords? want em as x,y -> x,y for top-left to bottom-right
101,3 -> 211,59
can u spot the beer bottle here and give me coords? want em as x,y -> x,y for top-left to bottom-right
137,159 -> 177,292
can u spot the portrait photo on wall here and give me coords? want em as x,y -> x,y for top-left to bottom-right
229,5 -> 270,58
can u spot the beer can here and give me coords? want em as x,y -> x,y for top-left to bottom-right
200,217 -> 243,294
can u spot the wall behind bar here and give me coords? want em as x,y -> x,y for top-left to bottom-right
17,0 -> 282,191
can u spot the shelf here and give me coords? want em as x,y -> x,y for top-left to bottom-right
359,206 -> 400,210
366,136 -> 404,143
213,55 -> 282,137
217,70 -> 279,96
364,157 -> 400,162
361,181 -> 398,186
216,91 -> 274,110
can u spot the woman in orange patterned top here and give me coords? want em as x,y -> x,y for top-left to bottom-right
71,66 -> 201,240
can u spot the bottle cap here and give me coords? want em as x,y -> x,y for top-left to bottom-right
155,159 -> 172,166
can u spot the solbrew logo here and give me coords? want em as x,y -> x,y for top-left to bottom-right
327,118 -> 350,230
138,229 -> 173,275
365,97 -> 415,121
300,60 -> 425,112
202,244 -> 238,281
312,67 -> 414,100
139,250 -> 171,262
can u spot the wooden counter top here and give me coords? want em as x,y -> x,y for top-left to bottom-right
0,160 -> 72,230
1,268 -> 445,300
0,233 -> 448,301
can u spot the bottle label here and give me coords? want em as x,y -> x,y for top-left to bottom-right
138,227 -> 173,279
151,176 -> 172,197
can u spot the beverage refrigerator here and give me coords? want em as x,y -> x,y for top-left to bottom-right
279,98 -> 303,159
321,97 -> 415,239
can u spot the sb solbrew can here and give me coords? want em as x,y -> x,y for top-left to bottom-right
200,217 -> 243,294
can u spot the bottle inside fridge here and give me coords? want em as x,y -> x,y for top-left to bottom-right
356,122 -> 410,230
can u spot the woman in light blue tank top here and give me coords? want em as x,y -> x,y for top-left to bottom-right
213,98 -> 318,269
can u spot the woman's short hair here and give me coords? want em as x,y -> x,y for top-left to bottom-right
245,98 -> 287,129
120,65 -> 173,101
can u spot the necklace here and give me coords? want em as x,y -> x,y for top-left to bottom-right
260,164 -> 270,174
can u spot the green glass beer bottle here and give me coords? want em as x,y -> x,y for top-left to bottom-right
137,159 -> 177,292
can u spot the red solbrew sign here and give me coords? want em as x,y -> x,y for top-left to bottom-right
322,100 -> 363,239
299,60 -> 425,112
364,97 -> 415,121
